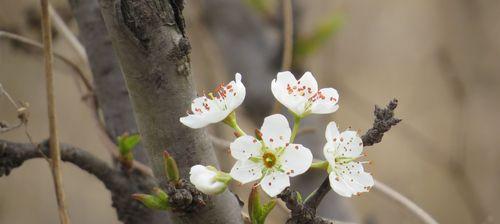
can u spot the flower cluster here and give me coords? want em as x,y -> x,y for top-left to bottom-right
181,71 -> 374,198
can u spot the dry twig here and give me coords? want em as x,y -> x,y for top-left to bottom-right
40,0 -> 71,222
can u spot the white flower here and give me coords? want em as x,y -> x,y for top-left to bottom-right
180,73 -> 246,128
190,165 -> 230,195
271,71 -> 339,117
323,121 -> 374,197
229,114 -> 313,197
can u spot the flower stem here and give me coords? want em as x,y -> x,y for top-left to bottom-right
290,115 -> 301,143
223,111 -> 247,136
310,161 -> 329,170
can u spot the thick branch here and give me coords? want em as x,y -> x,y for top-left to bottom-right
68,0 -> 149,165
279,99 -> 401,223
97,0 -> 243,223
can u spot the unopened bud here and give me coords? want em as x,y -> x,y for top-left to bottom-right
163,150 -> 180,182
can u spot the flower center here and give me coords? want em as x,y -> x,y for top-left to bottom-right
262,152 -> 277,168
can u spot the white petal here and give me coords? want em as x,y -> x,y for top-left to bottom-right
230,160 -> 263,184
334,163 -> 374,196
335,130 -> 363,158
230,135 -> 262,160
260,171 -> 290,197
329,171 -> 354,197
325,121 -> 340,142
297,71 -> 318,95
179,114 -> 211,129
310,88 -> 339,114
225,73 -> 246,110
260,114 -> 291,149
271,71 -> 308,115
280,144 -> 313,177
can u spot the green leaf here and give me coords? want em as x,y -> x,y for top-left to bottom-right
295,14 -> 344,59
117,133 -> 141,155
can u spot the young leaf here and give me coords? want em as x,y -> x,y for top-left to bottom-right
132,193 -> 169,210
117,133 -> 141,155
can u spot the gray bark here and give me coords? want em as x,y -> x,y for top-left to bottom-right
68,0 -> 149,165
97,0 -> 243,223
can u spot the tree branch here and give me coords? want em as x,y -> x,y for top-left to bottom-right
279,99 -> 401,223
40,0 -> 71,222
0,31 -> 93,92
97,0 -> 243,223
67,0 -> 150,165
0,139 -> 163,224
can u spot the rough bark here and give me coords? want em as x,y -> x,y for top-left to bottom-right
97,0 -> 243,223
67,0 -> 149,165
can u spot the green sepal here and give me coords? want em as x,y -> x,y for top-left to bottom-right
163,151 -> 180,182
132,193 -> 169,210
249,185 -> 276,224
152,187 -> 169,207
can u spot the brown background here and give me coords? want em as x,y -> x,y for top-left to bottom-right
1,0 -> 499,223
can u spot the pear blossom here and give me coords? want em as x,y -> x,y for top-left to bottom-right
323,121 -> 374,197
180,73 -> 246,128
229,114 -> 313,197
190,165 -> 231,195
271,71 -> 339,117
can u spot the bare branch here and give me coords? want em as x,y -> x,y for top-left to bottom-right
373,179 -> 439,224
0,139 -> 162,224
40,0 -> 71,222
281,0 -> 294,71
48,4 -> 88,64
0,31 -> 93,92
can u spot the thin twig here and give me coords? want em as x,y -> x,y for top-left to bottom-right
373,179 -> 439,224
0,83 -> 20,109
281,0 -> 293,70
272,0 -> 294,114
0,31 -> 93,92
48,4 -> 89,69
40,0 -> 71,223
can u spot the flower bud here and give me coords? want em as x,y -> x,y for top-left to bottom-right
163,150 -> 180,182
189,165 -> 231,195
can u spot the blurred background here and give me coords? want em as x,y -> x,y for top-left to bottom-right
1,0 -> 499,223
